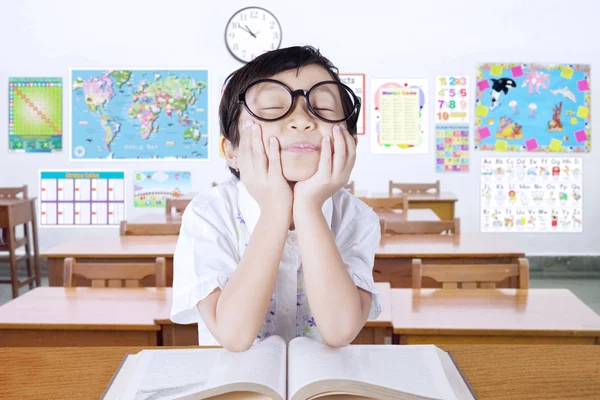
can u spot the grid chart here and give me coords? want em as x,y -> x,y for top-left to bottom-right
435,125 -> 469,172
9,78 -> 63,152
39,171 -> 125,226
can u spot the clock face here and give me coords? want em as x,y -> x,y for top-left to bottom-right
225,7 -> 282,63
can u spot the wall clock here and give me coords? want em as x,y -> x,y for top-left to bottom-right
225,7 -> 282,63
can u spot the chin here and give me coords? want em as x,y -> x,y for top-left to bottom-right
281,158 -> 318,182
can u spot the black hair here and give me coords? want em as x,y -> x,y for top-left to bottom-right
219,45 -> 357,178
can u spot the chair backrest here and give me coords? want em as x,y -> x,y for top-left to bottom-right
412,258 -> 530,289
0,185 -> 28,200
344,181 -> 355,194
165,198 -> 191,216
63,257 -> 167,288
383,218 -> 460,235
389,180 -> 440,196
119,220 -> 180,236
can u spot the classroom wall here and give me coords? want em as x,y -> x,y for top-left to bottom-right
0,0 -> 598,255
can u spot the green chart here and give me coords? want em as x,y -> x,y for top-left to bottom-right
9,77 -> 63,152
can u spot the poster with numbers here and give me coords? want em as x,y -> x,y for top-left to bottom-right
39,170 -> 125,226
435,75 -> 469,124
370,78 -> 429,154
339,74 -> 365,135
481,158 -> 582,233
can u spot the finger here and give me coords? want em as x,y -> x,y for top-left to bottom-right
332,125 -> 346,176
341,125 -> 357,171
238,121 -> 253,174
251,123 -> 268,177
266,136 -> 283,178
318,135 -> 332,176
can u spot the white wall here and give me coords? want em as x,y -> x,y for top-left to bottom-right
0,0 -> 598,254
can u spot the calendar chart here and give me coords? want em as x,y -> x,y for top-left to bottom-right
40,171 -> 125,226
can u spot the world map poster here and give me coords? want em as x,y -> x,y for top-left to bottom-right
70,69 -> 209,160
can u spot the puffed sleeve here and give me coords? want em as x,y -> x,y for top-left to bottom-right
170,194 -> 239,327
335,207 -> 383,320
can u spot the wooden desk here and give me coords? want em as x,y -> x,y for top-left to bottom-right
42,235 -> 178,286
392,288 -> 600,345
157,282 -> 393,346
375,233 -> 526,287
377,208 -> 440,223
357,191 -> 458,220
0,284 -> 392,348
0,287 -> 168,347
125,214 -> 182,235
0,198 -> 41,297
1,345 -> 598,399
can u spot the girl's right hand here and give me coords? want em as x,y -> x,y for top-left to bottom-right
238,121 -> 293,217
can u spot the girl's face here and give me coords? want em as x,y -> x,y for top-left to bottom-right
227,64 -> 353,182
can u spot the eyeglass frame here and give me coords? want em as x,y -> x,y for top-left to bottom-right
237,78 -> 361,124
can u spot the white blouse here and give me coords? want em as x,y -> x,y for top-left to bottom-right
170,177 -> 383,346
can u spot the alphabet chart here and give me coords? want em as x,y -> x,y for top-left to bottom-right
435,76 -> 470,124
481,157 -> 583,233
435,124 -> 469,172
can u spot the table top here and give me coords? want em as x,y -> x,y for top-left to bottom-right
41,235 -> 179,258
0,287 -> 171,331
0,284 -> 391,331
127,214 -> 183,226
356,191 -> 458,202
376,232 -> 526,258
392,288 -> 600,337
1,344 -> 598,399
377,208 -> 440,222
0,197 -> 36,206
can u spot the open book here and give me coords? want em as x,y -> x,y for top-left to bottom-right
102,336 -> 476,400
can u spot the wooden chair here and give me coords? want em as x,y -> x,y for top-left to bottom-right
63,257 -> 167,288
119,220 -> 180,236
0,185 -> 40,298
389,180 -> 440,196
362,195 -> 409,213
344,181 -> 355,194
412,258 -> 530,289
165,198 -> 191,216
382,218 -> 460,235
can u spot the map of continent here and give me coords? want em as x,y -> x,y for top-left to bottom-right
71,69 -> 208,160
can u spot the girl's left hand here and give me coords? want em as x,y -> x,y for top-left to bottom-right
293,124 -> 356,209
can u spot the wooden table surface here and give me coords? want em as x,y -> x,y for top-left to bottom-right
127,214 -> 182,226
356,191 -> 458,202
377,208 -> 440,222
41,235 -> 179,258
376,232 -> 525,259
1,344 -> 598,399
392,288 -> 600,345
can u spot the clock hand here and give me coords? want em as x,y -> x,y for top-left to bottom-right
244,24 -> 257,38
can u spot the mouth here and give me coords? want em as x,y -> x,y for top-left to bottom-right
282,143 -> 320,153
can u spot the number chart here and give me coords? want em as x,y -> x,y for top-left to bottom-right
435,76 -> 469,124
435,124 -> 469,172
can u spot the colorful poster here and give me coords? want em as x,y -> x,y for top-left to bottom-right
435,124 -> 469,172
9,78 -> 62,152
339,74 -> 366,134
133,171 -> 192,208
481,157 -> 582,233
435,75 -> 469,124
370,79 -> 429,154
475,63 -> 591,153
39,171 -> 125,226
71,69 -> 209,161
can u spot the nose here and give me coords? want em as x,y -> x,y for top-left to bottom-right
286,97 -> 316,131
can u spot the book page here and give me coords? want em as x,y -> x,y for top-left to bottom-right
119,336 -> 286,400
288,338 -> 457,400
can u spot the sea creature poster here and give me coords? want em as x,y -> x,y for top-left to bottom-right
475,64 -> 591,153
133,171 -> 191,208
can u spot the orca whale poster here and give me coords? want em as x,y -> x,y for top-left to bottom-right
475,63 -> 591,153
